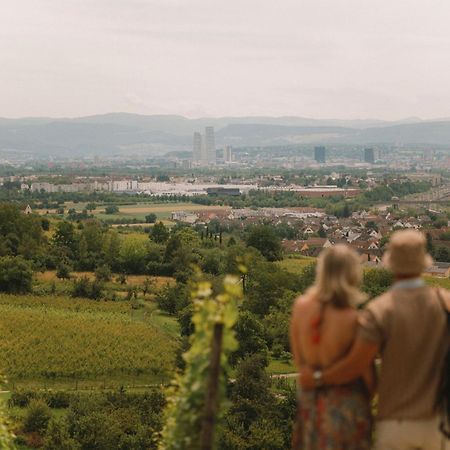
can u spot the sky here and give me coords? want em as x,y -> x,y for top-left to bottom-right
1,0 -> 450,120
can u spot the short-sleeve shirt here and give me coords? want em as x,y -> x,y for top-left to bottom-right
358,285 -> 450,420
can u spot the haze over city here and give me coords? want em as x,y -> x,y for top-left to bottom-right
2,0 -> 450,120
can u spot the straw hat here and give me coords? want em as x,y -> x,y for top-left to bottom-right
382,229 -> 433,275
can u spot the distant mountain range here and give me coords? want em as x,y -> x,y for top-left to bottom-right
1,113 -> 450,157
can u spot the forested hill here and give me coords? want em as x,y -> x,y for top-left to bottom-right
1,114 -> 450,156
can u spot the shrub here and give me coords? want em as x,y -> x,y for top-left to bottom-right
0,256 -> 33,294
43,418 -> 80,450
95,264 -> 111,282
56,263 -> 71,280
105,205 -> 119,214
23,399 -> 52,434
71,277 -> 104,300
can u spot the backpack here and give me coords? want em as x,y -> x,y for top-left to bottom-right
436,288 -> 450,439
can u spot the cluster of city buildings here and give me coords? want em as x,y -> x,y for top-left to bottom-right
24,180 -> 258,196
192,127 -> 234,166
314,146 -> 377,164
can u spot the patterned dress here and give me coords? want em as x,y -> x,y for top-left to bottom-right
292,380 -> 372,450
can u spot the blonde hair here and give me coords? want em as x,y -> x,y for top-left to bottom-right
309,244 -> 365,308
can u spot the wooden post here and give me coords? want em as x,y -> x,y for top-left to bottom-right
200,323 -> 224,450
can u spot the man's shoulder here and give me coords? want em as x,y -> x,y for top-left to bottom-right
364,290 -> 394,313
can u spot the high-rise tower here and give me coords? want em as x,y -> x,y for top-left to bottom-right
314,146 -> 326,163
204,126 -> 216,165
193,132 -> 202,162
364,147 -> 375,164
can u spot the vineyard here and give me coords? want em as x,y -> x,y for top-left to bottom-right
0,294 -> 178,389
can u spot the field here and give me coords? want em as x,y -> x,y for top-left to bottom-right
42,202 -> 231,223
35,270 -> 174,289
276,255 -> 316,275
0,294 -> 179,390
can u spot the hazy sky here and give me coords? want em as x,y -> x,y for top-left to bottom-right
1,0 -> 450,119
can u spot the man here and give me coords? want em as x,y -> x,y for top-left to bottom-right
301,229 -> 450,450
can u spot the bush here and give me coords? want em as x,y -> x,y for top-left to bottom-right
146,261 -> 174,277
95,264 -> 111,282
23,399 -> 52,434
9,390 -> 39,408
56,263 -> 71,280
0,256 -> 33,294
71,277 -> 104,300
105,205 -> 119,215
43,418 -> 80,450
145,213 -> 157,223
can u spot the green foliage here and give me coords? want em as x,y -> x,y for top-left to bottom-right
159,275 -> 243,450
23,399 -> 52,434
433,245 -> 450,262
245,261 -> 300,316
156,283 -> 190,315
298,262 -> 317,292
230,311 -> 268,366
95,264 -> 111,282
362,268 -> 393,298
151,222 -> 170,244
0,294 -> 176,382
71,276 -> 104,300
218,354 -> 294,450
56,263 -> 72,280
0,376 -> 15,449
0,256 -> 33,294
43,418 -> 81,450
245,225 -> 282,261
146,213 -> 158,223
119,236 -> 148,274
0,203 -> 45,260
105,205 -> 119,214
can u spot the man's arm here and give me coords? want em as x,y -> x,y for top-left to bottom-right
300,338 -> 379,389
289,298 -> 304,371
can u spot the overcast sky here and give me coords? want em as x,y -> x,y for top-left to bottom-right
1,0 -> 450,120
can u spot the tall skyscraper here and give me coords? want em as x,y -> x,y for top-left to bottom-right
204,126 -> 216,165
193,132 -> 202,163
224,145 -> 233,163
364,147 -> 375,164
314,146 -> 326,163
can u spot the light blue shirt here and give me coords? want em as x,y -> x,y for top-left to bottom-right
391,277 -> 425,290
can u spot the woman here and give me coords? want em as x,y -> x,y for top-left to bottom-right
290,244 -> 374,450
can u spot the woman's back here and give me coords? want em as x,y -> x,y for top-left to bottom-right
289,245 -> 373,450
292,294 -> 358,370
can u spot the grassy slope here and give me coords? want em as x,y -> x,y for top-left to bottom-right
0,295 -> 179,390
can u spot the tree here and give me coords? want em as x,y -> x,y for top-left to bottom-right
219,354 -> 289,450
150,222 -> 169,244
103,231 -> 121,271
245,225 -> 282,261
145,213 -> 157,224
119,237 -> 148,274
0,256 -> 33,294
52,221 -> 77,260
156,283 -> 189,315
85,203 -> 97,211
105,205 -> 119,214
230,311 -> 268,366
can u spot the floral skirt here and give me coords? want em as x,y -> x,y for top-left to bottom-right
292,381 -> 372,450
